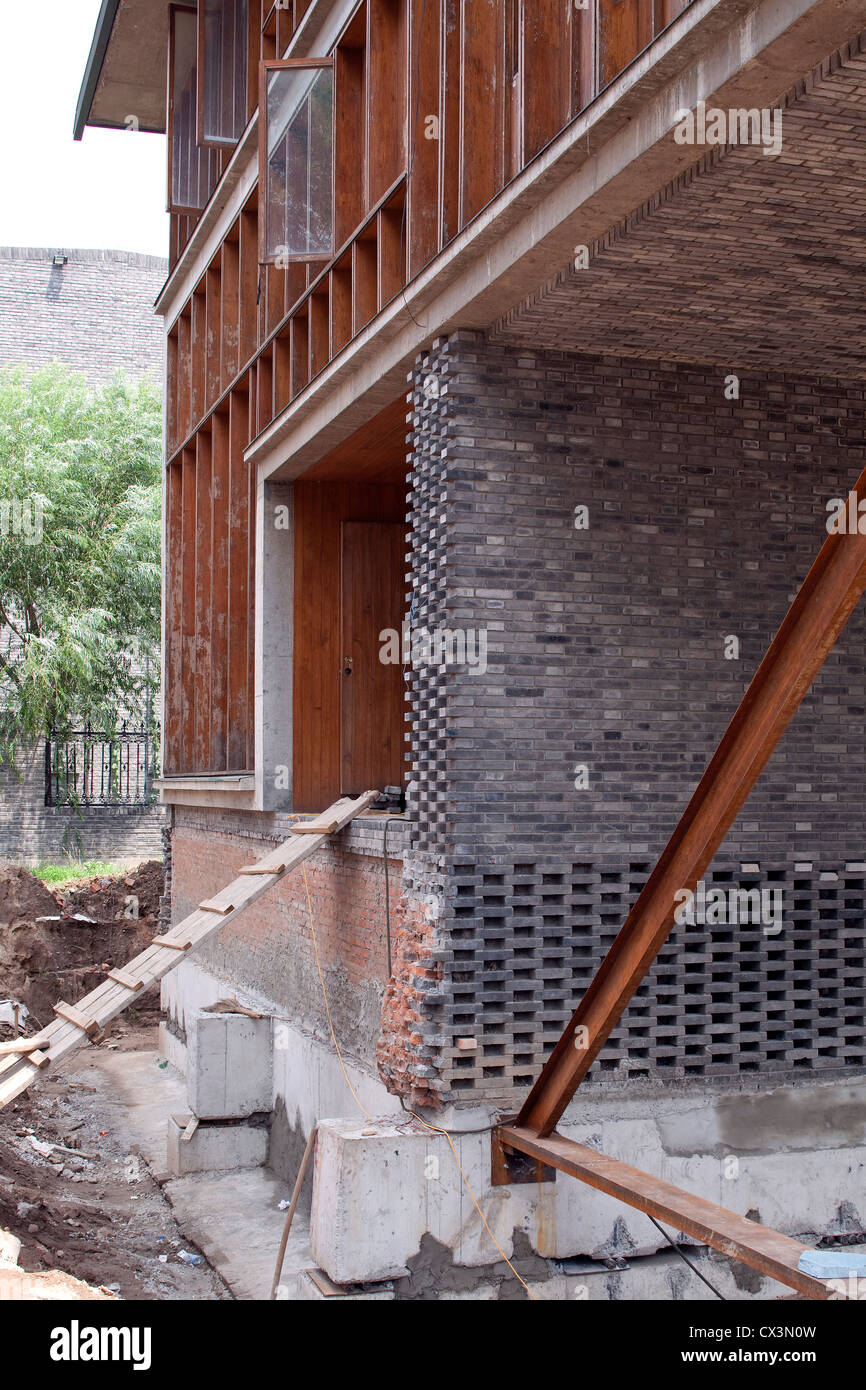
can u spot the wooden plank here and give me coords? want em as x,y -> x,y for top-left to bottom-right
291,819 -> 340,835
227,387 -> 251,771
519,471 -> 866,1138
164,461 -> 184,775
0,792 -> 379,1110
335,22 -> 366,246
198,898 -> 235,914
54,1002 -> 102,1039
0,1038 -> 47,1057
459,0 -> 504,228
221,227 -> 241,390
598,0 -> 653,90
497,1127 -> 838,1301
194,428 -> 213,773
407,0 -> 441,276
210,408 -> 231,771
107,967 -> 147,992
367,0 -> 407,207
180,447 -> 198,774
182,1115 -> 200,1144
205,257 -> 222,406
439,0 -> 461,247
177,307 -> 192,442
523,0 -> 572,162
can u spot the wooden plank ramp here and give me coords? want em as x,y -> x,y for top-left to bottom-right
0,791 -> 378,1110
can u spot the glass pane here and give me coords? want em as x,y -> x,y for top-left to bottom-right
202,0 -> 249,145
265,65 -> 334,260
171,8 -> 218,211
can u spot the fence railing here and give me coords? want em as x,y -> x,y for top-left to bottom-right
44,728 -> 158,808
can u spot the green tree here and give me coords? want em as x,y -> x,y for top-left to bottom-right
0,363 -> 162,761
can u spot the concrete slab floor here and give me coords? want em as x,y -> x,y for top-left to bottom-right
64,1033 -> 311,1301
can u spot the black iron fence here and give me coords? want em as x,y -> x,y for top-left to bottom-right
44,727 -> 158,808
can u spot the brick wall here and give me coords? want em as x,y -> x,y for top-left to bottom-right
0,247 -> 166,385
0,744 -> 166,865
404,331 -> 866,1105
171,808 -> 425,1078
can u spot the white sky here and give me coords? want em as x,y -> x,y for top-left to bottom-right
0,0 -> 170,258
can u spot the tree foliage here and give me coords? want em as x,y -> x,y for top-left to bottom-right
0,363 -> 162,760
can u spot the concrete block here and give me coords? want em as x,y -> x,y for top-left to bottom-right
187,1009 -> 272,1119
167,1113 -> 268,1176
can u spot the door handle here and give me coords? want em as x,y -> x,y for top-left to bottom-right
343,656 -> 353,676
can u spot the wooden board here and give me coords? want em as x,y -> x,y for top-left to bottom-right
497,1126 -> 841,1301
0,791 -> 378,1110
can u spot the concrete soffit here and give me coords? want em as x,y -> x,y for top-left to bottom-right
244,0 -> 866,483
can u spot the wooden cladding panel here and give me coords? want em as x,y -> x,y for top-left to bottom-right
210,408 -> 231,770
523,0 -> 574,163
180,448 -> 197,774
440,0 -> 462,247
367,0 -> 408,206
221,232 -> 240,390
193,427 -> 213,772
163,384 -> 254,778
408,0 -> 441,276
335,40 -> 366,246
292,481 -> 406,810
227,387 -> 253,771
164,460 -> 184,775
599,0 -> 653,89
459,0 -> 505,227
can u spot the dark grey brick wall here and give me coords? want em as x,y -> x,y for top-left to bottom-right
0,247 -> 166,386
0,744 -> 166,866
406,331 -> 866,1104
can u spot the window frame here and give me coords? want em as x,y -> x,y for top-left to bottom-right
258,57 -> 336,268
168,3 -> 211,216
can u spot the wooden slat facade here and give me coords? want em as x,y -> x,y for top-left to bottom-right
163,1 -> 696,785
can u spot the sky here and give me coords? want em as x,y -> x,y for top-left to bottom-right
0,1 -> 170,259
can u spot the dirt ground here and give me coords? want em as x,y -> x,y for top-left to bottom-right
0,861 -> 231,1299
0,1020 -> 230,1299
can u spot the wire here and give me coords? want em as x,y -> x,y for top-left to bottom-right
646,1214 -> 726,1300
296,829 -> 537,1299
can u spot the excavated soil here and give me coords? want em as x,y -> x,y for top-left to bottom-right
0,861 -> 164,1030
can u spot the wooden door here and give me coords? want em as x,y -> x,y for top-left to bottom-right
340,521 -> 405,796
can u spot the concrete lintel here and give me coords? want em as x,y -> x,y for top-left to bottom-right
248,0 -> 866,481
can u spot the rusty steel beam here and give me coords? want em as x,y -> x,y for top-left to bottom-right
518,472 -> 866,1137
497,1126 -> 840,1300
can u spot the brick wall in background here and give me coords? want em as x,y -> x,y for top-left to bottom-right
0,744 -> 166,865
0,247 -> 167,385
404,331 -> 866,1105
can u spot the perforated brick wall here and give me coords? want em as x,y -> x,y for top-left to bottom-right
403,331 -> 866,1105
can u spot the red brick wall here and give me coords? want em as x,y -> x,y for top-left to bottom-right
172,823 -> 427,1074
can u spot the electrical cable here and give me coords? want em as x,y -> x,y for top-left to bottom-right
645,1213 -> 726,1300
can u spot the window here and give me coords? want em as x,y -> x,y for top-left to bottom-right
260,61 -> 335,264
198,0 -> 250,147
168,5 -> 219,213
